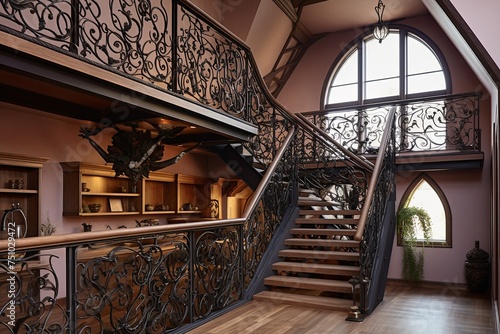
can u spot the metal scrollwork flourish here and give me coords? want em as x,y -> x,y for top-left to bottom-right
0,254 -> 67,333
76,234 -> 190,332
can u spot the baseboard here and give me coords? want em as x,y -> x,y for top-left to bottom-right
493,300 -> 500,334
386,278 -> 468,291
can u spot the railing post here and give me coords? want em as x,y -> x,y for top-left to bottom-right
66,246 -> 78,333
69,0 -> 79,54
188,230 -> 195,323
172,0 -> 179,93
346,277 -> 363,322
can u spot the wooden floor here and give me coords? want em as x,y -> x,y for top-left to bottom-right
188,281 -> 497,334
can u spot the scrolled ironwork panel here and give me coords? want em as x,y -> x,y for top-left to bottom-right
78,0 -> 173,87
0,253 -> 68,333
192,227 -> 241,320
295,127 -> 368,208
399,96 -> 480,151
360,118 -> 396,282
176,4 -> 249,116
75,233 -> 189,333
0,0 -> 74,50
243,144 -> 294,287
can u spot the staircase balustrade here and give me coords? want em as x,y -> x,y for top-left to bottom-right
0,0 -> 399,330
302,93 -> 481,155
353,107 -> 397,314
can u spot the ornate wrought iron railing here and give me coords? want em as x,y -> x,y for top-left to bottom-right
0,129 -> 300,333
353,107 -> 396,314
302,92 -> 481,154
0,0 -> 293,168
0,0 -> 395,329
0,221 -> 246,333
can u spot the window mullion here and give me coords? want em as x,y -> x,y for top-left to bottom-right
400,29 -> 406,99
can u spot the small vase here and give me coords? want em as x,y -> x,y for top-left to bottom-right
464,240 -> 489,292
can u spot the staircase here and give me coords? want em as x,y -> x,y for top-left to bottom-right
253,189 -> 362,311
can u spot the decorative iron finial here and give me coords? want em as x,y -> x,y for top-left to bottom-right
373,0 -> 389,43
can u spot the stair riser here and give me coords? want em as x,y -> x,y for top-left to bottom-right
272,265 -> 359,277
264,279 -> 353,294
284,239 -> 359,248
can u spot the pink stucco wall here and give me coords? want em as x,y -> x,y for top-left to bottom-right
451,0 -> 500,67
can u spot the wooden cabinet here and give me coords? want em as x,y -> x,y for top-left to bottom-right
60,162 -> 215,217
0,152 -> 47,237
60,162 -> 141,216
177,174 -> 212,217
142,171 -> 176,215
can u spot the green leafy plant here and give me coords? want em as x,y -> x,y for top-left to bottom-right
397,206 -> 432,282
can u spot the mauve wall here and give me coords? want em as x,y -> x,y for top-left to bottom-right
276,14 -> 492,284
451,0 -> 500,67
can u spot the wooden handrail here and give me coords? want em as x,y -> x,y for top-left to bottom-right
0,218 -> 246,253
0,129 -> 298,253
243,127 -> 297,217
354,106 -> 397,241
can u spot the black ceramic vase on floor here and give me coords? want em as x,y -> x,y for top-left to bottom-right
464,240 -> 489,292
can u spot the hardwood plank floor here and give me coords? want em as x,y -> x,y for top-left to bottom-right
187,281 -> 497,334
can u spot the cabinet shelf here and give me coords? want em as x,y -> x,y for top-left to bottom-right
83,192 -> 140,197
0,188 -> 38,194
0,152 -> 48,238
60,162 -> 216,217
80,211 -> 140,216
143,210 -> 176,215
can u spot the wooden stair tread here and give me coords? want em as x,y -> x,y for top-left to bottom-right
279,249 -> 360,261
264,275 -> 353,293
295,217 -> 359,224
297,199 -> 340,207
253,291 -> 352,311
284,238 -> 359,248
272,261 -> 359,276
290,228 -> 356,236
300,209 -> 361,216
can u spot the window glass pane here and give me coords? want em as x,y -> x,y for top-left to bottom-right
365,78 -> 399,99
407,72 -> 446,94
332,50 -> 358,86
327,50 -> 358,104
365,33 -> 399,81
406,179 -> 446,242
327,84 -> 358,104
408,35 -> 441,75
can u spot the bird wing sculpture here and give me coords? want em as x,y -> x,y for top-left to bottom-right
79,122 -> 199,184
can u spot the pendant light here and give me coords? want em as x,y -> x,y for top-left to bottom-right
373,0 -> 389,43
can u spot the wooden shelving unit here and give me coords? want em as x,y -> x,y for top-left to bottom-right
0,152 -> 48,238
60,162 -> 216,218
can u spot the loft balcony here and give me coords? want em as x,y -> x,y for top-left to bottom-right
0,0 -> 260,146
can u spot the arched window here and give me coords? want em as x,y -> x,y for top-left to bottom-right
398,174 -> 452,247
321,26 -> 452,154
324,27 -> 450,107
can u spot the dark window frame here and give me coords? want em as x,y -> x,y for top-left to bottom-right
397,173 -> 453,248
321,24 -> 452,110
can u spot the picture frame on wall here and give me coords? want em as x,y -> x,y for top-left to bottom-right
109,198 -> 124,212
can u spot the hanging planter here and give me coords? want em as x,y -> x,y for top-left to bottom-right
397,206 -> 432,282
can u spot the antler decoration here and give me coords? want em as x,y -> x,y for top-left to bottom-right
79,122 -> 199,184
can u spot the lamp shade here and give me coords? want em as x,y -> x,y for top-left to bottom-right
373,25 -> 389,43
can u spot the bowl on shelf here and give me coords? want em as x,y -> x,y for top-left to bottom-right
88,203 -> 102,213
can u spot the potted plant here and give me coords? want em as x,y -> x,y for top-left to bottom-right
397,206 -> 432,282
